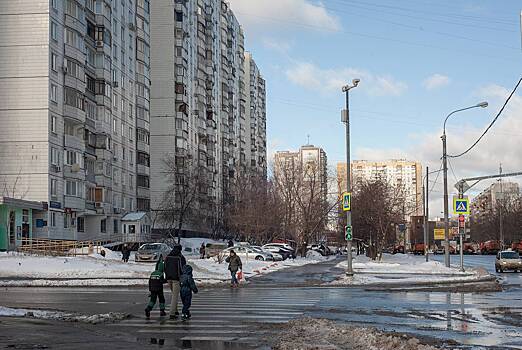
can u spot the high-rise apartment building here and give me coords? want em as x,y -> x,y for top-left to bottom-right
471,182 -> 520,222
150,0 -> 266,235
337,159 -> 423,216
274,145 -> 328,202
0,0 -> 151,242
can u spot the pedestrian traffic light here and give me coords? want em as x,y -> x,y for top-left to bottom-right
345,225 -> 352,241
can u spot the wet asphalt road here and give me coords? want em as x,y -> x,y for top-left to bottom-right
1,255 -> 522,349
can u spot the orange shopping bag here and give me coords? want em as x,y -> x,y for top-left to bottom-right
236,271 -> 243,281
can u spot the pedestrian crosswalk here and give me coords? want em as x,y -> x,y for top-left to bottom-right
109,287 -> 321,348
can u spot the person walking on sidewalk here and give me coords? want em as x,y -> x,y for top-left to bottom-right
199,243 -> 206,259
179,264 -> 198,320
225,250 -> 242,287
164,244 -> 186,319
145,259 -> 166,319
122,244 -> 130,263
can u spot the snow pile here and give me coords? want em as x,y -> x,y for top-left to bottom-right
270,317 -> 439,350
331,254 -> 495,286
0,306 -> 129,324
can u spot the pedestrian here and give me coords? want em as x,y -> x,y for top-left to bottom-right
227,239 -> 234,248
179,264 -> 198,320
199,243 -> 206,259
122,244 -> 130,263
164,244 -> 186,319
225,250 -> 242,287
145,259 -> 166,319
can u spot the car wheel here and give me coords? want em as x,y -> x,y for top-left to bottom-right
255,256 -> 264,261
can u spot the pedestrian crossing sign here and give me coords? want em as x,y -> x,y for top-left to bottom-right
342,192 -> 351,211
453,197 -> 470,215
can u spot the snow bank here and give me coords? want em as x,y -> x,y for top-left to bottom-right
271,317 -> 439,350
331,253 -> 494,286
0,306 -> 129,324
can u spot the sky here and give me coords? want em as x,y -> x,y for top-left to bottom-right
227,0 -> 522,216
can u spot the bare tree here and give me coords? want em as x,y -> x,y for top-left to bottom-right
351,178 -> 406,260
158,154 -> 206,244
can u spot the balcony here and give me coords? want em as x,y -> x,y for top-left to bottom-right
63,165 -> 85,180
64,134 -> 85,151
64,74 -> 85,93
136,164 -> 150,176
136,117 -> 149,131
136,140 -> 150,154
65,14 -> 86,35
64,195 -> 85,211
137,186 -> 150,199
64,44 -> 85,64
64,105 -> 86,124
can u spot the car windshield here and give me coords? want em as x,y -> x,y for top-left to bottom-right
251,247 -> 263,252
501,252 -> 520,259
140,244 -> 161,251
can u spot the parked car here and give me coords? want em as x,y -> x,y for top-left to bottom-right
205,243 -> 228,258
307,244 -> 330,256
251,245 -> 283,261
221,246 -> 274,261
412,243 -> 425,255
480,240 -> 501,255
495,250 -> 522,273
262,245 -> 293,260
135,243 -> 171,262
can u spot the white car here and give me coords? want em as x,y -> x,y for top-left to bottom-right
222,246 -> 274,261
251,245 -> 283,261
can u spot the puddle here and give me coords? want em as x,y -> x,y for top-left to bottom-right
137,337 -> 263,349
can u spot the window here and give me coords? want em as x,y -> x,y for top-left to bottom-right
137,175 -> 150,188
121,123 -> 124,137
137,129 -> 149,144
64,150 -> 83,167
129,174 -> 134,189
121,99 -> 125,113
51,0 -> 58,10
51,52 -> 57,71
128,127 -> 133,141
113,118 -> 117,133
113,44 -> 118,61
51,115 -> 57,133
137,152 -> 149,166
65,58 -> 82,79
50,212 -> 56,227
64,213 -> 69,228
101,219 -> 106,233
65,180 -> 84,197
50,84 -> 57,102
50,147 -> 59,165
113,93 -> 118,109
65,0 -> 81,19
51,178 -> 57,196
64,87 -> 84,110
51,21 -> 58,41
122,147 -> 126,160
175,11 -> 183,22
113,219 -> 119,234
64,28 -> 82,50
129,103 -> 133,118
77,217 -> 85,232
86,75 -> 95,94
137,106 -> 149,121
136,83 -> 149,99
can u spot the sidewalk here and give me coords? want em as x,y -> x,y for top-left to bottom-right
330,253 -> 498,289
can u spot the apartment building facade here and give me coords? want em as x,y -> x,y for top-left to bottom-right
471,182 -> 520,223
0,0 -> 151,244
337,159 -> 423,217
150,0 -> 267,235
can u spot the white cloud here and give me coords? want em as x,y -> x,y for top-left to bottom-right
285,62 -> 408,97
262,37 -> 292,54
352,83 -> 522,216
423,74 -> 450,90
227,0 -> 341,33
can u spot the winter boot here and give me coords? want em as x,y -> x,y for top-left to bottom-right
145,307 -> 151,320
181,314 -> 188,321
160,310 -> 166,317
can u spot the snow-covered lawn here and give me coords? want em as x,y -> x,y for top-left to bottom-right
0,239 -> 330,287
331,253 -> 494,286
0,306 -> 128,324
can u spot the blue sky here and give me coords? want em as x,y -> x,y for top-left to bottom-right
229,0 -> 522,214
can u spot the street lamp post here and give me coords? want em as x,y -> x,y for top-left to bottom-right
441,101 -> 488,268
342,78 -> 360,276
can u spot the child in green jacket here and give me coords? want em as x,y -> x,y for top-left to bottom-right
145,259 -> 166,319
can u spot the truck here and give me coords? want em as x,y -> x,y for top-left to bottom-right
511,241 -> 522,254
412,243 -> 425,255
480,240 -> 500,255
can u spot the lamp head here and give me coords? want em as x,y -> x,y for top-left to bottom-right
352,78 -> 360,87
476,101 -> 488,108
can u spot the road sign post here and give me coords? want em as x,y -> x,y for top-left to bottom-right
454,195 -> 468,272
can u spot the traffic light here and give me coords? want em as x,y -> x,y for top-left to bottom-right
345,225 -> 352,241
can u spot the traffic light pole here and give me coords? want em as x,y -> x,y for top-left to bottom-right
344,89 -> 353,277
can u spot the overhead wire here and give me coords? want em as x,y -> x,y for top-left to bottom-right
449,76 -> 522,158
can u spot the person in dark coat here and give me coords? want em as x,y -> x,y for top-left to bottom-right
122,244 -> 130,263
179,265 -> 198,320
227,239 -> 234,248
199,243 -> 206,259
225,250 -> 242,287
164,244 -> 186,319
145,259 -> 166,319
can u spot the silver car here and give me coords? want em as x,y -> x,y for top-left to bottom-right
495,250 -> 522,273
222,246 -> 274,261
135,243 -> 171,263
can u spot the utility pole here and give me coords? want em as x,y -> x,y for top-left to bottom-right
342,79 -> 360,276
422,167 -> 430,262
499,164 -> 504,249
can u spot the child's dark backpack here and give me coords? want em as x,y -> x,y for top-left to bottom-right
149,270 -> 164,293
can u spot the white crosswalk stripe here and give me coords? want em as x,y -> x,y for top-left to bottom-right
110,289 -> 320,346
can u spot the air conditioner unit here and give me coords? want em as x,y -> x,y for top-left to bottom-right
95,202 -> 102,208
113,156 -> 118,161
71,163 -> 80,172
51,164 -> 61,173
62,65 -> 68,74
96,40 -> 104,48
113,81 -> 119,87
128,23 -> 136,31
